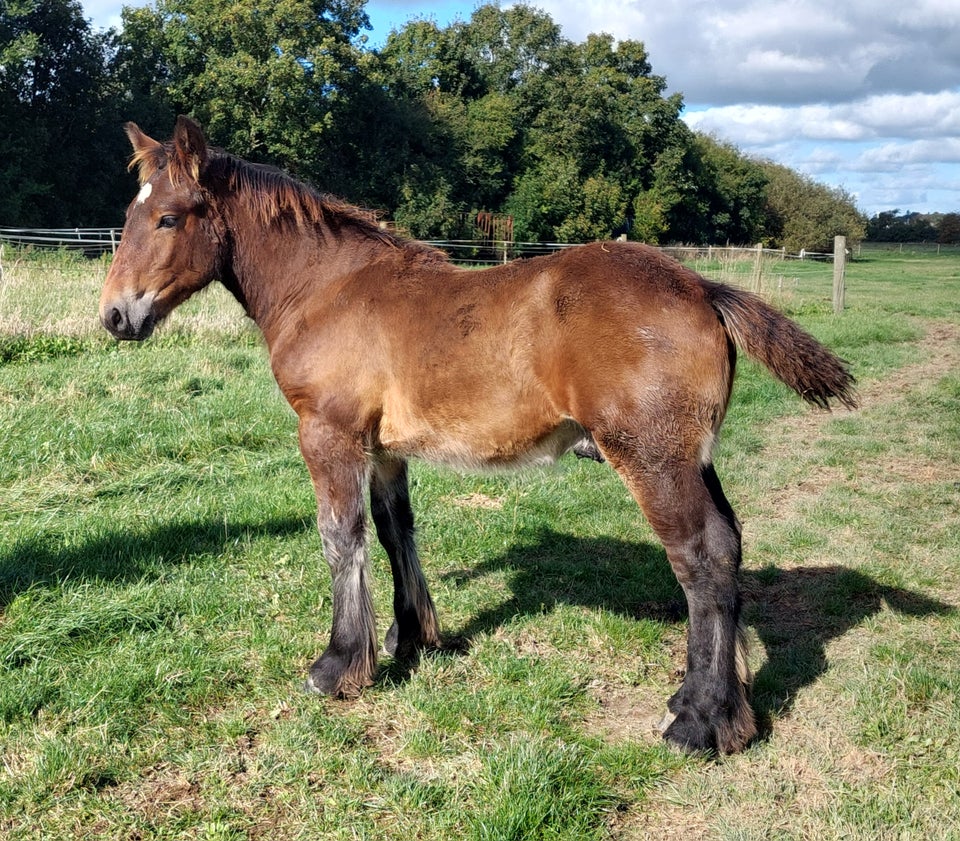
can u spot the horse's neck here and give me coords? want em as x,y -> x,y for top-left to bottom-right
222,207 -> 385,342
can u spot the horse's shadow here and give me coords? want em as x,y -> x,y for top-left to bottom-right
436,527 -> 955,732
0,516 -> 310,611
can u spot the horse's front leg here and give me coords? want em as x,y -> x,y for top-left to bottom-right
370,458 -> 441,658
299,415 -> 378,698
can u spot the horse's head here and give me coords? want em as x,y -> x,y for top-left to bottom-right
100,116 -> 222,340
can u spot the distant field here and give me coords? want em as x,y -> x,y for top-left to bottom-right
1,248 -> 958,839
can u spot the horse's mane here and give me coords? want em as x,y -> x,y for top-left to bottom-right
209,153 -> 403,247
131,140 -> 445,259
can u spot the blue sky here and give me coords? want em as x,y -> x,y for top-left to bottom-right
81,0 -> 960,218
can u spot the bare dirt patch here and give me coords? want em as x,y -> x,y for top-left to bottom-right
859,321 -> 960,404
619,680 -> 892,840
109,763 -> 204,824
451,492 -> 505,510
759,319 -> 960,501
583,629 -> 687,746
584,682 -> 671,746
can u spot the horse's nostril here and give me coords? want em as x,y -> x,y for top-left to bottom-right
110,307 -> 124,328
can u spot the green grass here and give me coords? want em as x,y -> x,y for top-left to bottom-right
1,249 -> 959,839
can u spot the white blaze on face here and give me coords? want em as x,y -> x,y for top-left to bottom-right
136,182 -> 153,205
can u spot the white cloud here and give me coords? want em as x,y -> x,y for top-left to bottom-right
684,103 -> 869,144
740,50 -> 829,77
687,91 -> 960,148
855,139 -> 960,171
532,0 -> 960,105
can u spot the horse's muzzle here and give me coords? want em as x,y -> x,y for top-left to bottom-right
100,300 -> 156,341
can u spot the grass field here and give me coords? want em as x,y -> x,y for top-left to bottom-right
1,246 -> 958,839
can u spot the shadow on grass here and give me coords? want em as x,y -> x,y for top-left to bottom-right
436,527 -> 954,738
740,564 -> 954,739
3,519 -> 953,743
0,516 -> 310,611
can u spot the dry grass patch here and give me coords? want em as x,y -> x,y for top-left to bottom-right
451,492 -> 505,510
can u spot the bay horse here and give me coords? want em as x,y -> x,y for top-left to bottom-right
99,116 -> 856,755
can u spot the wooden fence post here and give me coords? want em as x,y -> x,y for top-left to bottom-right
751,242 -> 763,293
833,235 -> 846,313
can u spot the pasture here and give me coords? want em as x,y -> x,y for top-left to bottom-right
1,247 -> 958,839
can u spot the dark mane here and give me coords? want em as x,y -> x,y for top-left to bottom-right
207,151 -> 446,259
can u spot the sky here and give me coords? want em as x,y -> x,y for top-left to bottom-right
80,0 -> 960,218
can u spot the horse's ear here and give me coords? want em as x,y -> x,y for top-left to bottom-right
124,122 -> 164,185
125,122 -> 160,153
171,115 -> 208,184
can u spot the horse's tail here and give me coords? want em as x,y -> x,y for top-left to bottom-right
705,280 -> 858,410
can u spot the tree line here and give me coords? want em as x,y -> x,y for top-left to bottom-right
866,210 -> 960,244
0,0 -> 888,250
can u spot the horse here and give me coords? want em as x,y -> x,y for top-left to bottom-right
99,116 -> 857,755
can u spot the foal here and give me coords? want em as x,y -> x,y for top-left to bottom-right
100,116 -> 857,754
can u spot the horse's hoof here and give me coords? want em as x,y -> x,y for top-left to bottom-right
661,705 -> 755,755
662,709 -> 717,755
305,649 -> 371,699
304,668 -> 339,697
382,621 -> 442,660
383,621 -> 399,656
304,676 -> 324,695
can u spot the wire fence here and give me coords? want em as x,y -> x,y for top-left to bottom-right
0,227 -> 119,257
855,241 -> 960,256
6,226 -> 960,264
0,228 -> 857,321
424,239 -> 838,266
0,226 -> 843,265
422,239 -> 572,265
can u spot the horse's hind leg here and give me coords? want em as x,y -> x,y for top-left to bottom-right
370,458 -> 441,658
598,433 -> 756,754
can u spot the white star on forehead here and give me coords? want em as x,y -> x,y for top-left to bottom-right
136,182 -> 153,204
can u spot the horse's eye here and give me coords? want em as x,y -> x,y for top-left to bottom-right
158,215 -> 178,229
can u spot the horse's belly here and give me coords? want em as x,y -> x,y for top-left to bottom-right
377,408 -> 588,471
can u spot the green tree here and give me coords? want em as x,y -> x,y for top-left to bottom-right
690,134 -> 770,244
344,20 -> 465,231
116,0 -> 369,181
372,6 -> 693,241
501,28 -> 685,240
95,0 -> 868,249
865,210 -> 938,242
365,5 -> 549,236
634,126 -> 706,244
439,2 -> 564,98
761,161 -> 865,252
110,4 -> 174,134
375,5 -> 862,245
937,213 -> 960,245
0,0 -> 127,225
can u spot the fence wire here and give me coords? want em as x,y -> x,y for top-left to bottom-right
0,227 -> 118,257
1,226 -> 847,265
